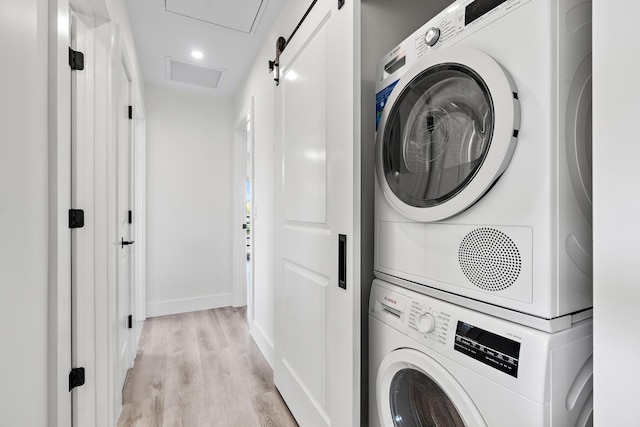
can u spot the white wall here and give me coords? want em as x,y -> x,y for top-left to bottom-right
146,84 -> 235,317
593,1 -> 640,423
105,0 -> 144,98
0,0 -> 49,424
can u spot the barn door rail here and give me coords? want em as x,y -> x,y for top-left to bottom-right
268,0 -> 330,86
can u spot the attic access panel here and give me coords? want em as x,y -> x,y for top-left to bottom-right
165,0 -> 265,34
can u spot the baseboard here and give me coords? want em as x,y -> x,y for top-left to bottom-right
146,293 -> 233,318
251,320 -> 274,367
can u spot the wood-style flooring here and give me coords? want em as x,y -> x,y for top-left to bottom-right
118,307 -> 298,427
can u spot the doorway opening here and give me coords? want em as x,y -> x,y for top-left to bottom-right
246,157 -> 253,299
234,98 -> 255,329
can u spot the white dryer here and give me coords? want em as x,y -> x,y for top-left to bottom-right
369,280 -> 593,427
374,0 -> 593,324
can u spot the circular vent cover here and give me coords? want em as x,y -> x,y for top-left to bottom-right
458,228 -> 521,292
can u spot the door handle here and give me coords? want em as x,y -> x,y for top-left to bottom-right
121,238 -> 135,249
338,234 -> 347,290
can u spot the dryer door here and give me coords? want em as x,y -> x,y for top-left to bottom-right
376,46 -> 520,222
377,348 -> 487,427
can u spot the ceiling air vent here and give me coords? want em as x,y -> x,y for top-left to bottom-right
167,58 -> 225,90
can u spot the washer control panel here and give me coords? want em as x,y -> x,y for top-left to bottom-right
454,321 -> 521,377
371,280 -> 529,379
408,297 -> 521,377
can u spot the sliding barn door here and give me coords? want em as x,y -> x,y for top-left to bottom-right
274,0 -> 357,426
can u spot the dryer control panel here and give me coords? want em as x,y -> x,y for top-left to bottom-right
414,0 -> 532,59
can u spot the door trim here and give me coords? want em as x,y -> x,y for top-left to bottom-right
70,10 -> 97,426
49,1 -> 73,425
133,97 -> 147,326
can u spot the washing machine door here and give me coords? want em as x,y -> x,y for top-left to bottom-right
376,46 -> 520,222
377,349 -> 486,427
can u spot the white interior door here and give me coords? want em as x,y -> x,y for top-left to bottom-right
115,55 -> 134,413
274,0 -> 357,426
69,12 -> 117,426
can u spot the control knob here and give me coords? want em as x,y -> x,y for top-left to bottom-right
416,312 -> 436,334
424,27 -> 441,47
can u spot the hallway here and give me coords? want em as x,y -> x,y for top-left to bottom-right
117,307 -> 298,427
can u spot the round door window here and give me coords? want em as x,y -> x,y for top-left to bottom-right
382,63 -> 494,208
389,368 -> 465,427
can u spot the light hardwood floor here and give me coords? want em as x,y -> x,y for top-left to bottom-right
118,307 -> 298,427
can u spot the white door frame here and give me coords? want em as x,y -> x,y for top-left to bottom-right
49,1 -> 73,425
133,96 -> 147,329
233,97 -> 255,320
70,10 -> 98,426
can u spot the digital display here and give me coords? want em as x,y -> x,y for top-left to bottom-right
465,0 -> 508,26
454,321 -> 521,377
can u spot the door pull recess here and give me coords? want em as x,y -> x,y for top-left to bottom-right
338,234 -> 347,290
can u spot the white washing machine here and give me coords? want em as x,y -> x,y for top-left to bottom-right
369,280 -> 593,427
374,0 -> 593,325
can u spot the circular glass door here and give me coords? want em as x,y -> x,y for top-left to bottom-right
376,46 -> 520,222
390,368 -> 465,426
383,64 -> 493,209
377,349 -> 487,427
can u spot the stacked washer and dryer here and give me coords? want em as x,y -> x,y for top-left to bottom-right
369,0 -> 594,426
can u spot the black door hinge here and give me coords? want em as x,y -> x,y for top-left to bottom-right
69,209 -> 85,229
128,210 -> 133,224
69,367 -> 85,391
69,47 -> 85,71
128,314 -> 133,329
128,105 -> 133,120
338,0 -> 345,9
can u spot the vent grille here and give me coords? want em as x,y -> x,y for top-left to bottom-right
168,58 -> 224,90
458,228 -> 522,292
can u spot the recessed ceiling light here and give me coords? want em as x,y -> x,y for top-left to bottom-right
191,50 -> 204,59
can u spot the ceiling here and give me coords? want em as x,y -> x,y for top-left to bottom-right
126,0 -> 286,96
